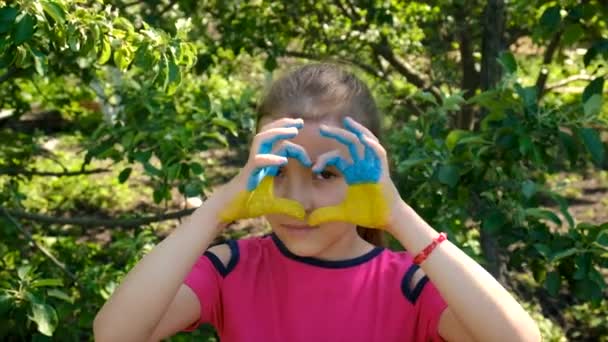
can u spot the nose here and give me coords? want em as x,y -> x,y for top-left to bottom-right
285,176 -> 313,213
275,167 -> 314,214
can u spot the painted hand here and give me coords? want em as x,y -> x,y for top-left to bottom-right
308,117 -> 397,229
219,119 -> 311,222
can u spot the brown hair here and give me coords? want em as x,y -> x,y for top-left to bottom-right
256,63 -> 386,247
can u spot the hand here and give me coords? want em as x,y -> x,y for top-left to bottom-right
307,117 -> 400,229
218,118 -> 311,222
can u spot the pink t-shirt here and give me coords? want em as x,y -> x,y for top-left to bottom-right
182,233 -> 448,341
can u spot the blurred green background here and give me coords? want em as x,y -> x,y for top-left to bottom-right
0,0 -> 607,341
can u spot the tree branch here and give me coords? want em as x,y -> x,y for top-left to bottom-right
0,207 -> 196,228
2,208 -> 77,281
158,0 -> 179,16
545,73 -> 602,93
0,167 -> 110,177
535,30 -> 563,97
372,36 -> 442,101
284,49 -> 384,79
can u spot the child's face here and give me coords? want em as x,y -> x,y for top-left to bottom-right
261,117 -> 360,257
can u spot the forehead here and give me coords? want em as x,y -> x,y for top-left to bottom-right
260,117 -> 349,161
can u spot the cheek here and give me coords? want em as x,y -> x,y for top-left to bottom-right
312,179 -> 347,207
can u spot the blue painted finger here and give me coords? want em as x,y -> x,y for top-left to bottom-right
247,159 -> 287,190
265,144 -> 312,177
313,154 -> 350,174
258,132 -> 298,154
319,127 -> 361,162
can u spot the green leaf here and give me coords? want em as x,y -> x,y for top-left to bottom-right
13,13 -> 36,45
594,229 -> 608,250
153,188 -> 164,204
525,208 -> 562,226
578,128 -> 605,166
583,39 -> 608,66
113,45 -> 133,71
118,167 -> 132,183
0,293 -> 12,316
550,247 -> 578,262
31,278 -> 62,288
481,210 -> 506,234
437,164 -> 460,187
40,1 -> 66,25
521,180 -> 536,199
582,77 -> 604,104
413,91 -> 437,105
184,183 -> 201,197
515,84 -> 537,110
534,243 -> 551,258
583,94 -> 602,117
498,51 -> 517,74
165,52 -> 181,95
212,117 -> 237,134
30,47 -> 47,76
47,289 -> 73,304
98,35 -> 111,64
545,270 -> 560,296
574,253 -> 591,280
29,303 -> 58,336
562,23 -> 584,46
190,162 -> 204,175
166,163 -> 181,181
539,6 -> 561,34
143,162 -> 162,177
0,7 -> 18,33
442,94 -> 465,112
17,265 -> 32,281
558,131 -> 578,166
445,129 -> 469,151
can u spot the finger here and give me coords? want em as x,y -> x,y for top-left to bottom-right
255,127 -> 299,154
249,178 -> 306,220
273,141 -> 312,167
308,205 -> 346,226
319,124 -> 363,161
259,117 -> 304,132
312,150 -> 350,174
361,136 -> 388,174
246,154 -> 288,191
343,116 -> 379,142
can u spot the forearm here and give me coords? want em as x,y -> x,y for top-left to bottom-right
390,201 -> 540,342
93,196 -> 225,341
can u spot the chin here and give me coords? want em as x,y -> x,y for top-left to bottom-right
272,225 -> 326,257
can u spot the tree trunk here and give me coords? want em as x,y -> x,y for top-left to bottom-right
478,0 -> 508,284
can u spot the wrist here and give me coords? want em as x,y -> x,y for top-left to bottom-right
389,201 -> 438,254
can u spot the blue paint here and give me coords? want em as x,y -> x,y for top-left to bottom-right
316,119 -> 382,184
246,122 -> 311,191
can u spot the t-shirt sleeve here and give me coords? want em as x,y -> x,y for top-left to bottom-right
181,252 -> 224,332
415,278 -> 448,342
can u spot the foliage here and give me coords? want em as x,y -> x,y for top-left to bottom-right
0,0 -> 607,340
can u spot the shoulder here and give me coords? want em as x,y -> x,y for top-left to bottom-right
203,235 -> 271,277
378,249 -> 433,304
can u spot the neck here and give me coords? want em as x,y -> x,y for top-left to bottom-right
312,229 -> 375,261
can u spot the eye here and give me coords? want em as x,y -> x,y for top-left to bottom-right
275,165 -> 286,177
314,169 -> 339,180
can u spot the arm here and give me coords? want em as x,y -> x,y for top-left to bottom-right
389,201 -> 541,342
307,117 -> 540,342
93,186 -> 229,342
94,117 -> 309,341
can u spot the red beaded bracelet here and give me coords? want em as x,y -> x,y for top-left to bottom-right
413,232 -> 447,265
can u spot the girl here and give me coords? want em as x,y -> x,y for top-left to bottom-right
94,64 -> 540,341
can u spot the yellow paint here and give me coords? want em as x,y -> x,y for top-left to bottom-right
308,183 -> 389,228
219,177 -> 306,222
